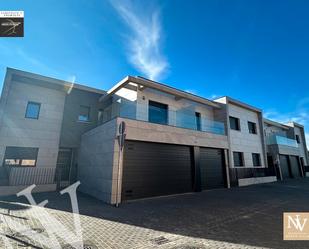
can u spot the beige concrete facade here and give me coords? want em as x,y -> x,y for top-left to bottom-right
0,69 -> 66,187
1,69 -> 308,202
78,119 -> 118,203
214,97 -> 266,168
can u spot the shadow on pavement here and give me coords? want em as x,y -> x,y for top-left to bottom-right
1,178 -> 309,249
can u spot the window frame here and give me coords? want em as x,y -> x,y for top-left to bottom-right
78,105 -> 91,122
195,112 -> 201,131
2,146 -> 39,167
252,153 -> 261,167
233,151 -> 244,167
148,100 -> 168,125
229,116 -> 240,131
295,135 -> 300,144
25,101 -> 41,119
248,121 -> 257,134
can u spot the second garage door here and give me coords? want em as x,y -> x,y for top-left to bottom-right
279,155 -> 291,179
200,148 -> 225,189
122,141 -> 193,201
290,156 -> 301,178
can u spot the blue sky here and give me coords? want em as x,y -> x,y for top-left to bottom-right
1,0 -> 309,146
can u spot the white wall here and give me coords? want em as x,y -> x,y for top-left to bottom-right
229,103 -> 265,167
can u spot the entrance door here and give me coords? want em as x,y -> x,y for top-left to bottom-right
56,148 -> 73,189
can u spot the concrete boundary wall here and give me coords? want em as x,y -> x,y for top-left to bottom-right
78,119 -> 118,203
0,184 -> 56,197
238,176 -> 277,187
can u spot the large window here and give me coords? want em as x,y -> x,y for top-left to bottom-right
195,112 -> 201,131
295,135 -> 300,144
252,153 -> 261,167
229,116 -> 240,130
233,152 -> 244,167
25,101 -> 41,119
3,147 -> 38,167
148,100 -> 168,125
248,121 -> 257,134
78,105 -> 90,122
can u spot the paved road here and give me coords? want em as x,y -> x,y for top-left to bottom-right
1,179 -> 309,249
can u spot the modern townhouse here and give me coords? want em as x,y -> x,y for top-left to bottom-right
264,119 -> 309,179
0,68 -> 308,204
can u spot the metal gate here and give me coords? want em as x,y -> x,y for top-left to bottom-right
55,148 -> 73,189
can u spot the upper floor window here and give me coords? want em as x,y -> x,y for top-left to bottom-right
78,105 -> 90,122
148,100 -> 168,125
252,153 -> 261,167
233,151 -> 244,167
3,146 -> 38,167
229,116 -> 240,130
248,121 -> 257,134
195,112 -> 201,131
25,101 -> 41,119
295,135 -> 300,144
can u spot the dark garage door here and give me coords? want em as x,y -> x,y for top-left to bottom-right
200,148 -> 225,189
122,141 -> 193,201
279,155 -> 290,179
290,156 -> 301,178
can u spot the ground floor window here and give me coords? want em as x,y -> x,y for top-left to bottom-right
252,153 -> 261,167
3,146 -> 39,167
233,151 -> 244,166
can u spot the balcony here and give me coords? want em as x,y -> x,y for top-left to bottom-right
266,134 -> 298,148
99,99 -> 226,135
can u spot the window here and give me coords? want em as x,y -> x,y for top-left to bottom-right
148,100 -> 168,125
295,135 -> 300,144
3,147 -> 38,167
248,121 -> 257,134
78,105 -> 90,122
229,116 -> 240,130
25,102 -> 41,119
252,153 -> 261,167
195,112 -> 201,131
233,152 -> 244,167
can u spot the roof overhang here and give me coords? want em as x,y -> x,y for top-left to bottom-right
99,76 -> 221,108
263,118 -> 290,130
7,67 -> 106,95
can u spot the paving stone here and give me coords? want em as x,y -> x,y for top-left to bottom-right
0,179 -> 309,248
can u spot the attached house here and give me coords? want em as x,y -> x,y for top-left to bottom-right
0,68 -> 308,204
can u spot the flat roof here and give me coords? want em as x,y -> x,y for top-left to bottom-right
99,75 -> 221,108
214,96 -> 262,113
263,118 -> 290,129
6,67 -> 106,95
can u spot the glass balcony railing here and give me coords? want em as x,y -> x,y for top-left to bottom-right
100,99 -> 226,135
266,135 -> 298,148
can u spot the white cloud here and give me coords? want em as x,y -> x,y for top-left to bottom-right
184,89 -> 198,95
111,0 -> 168,81
207,94 -> 220,100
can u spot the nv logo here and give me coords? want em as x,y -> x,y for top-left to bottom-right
284,212 -> 309,240
288,215 -> 308,232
